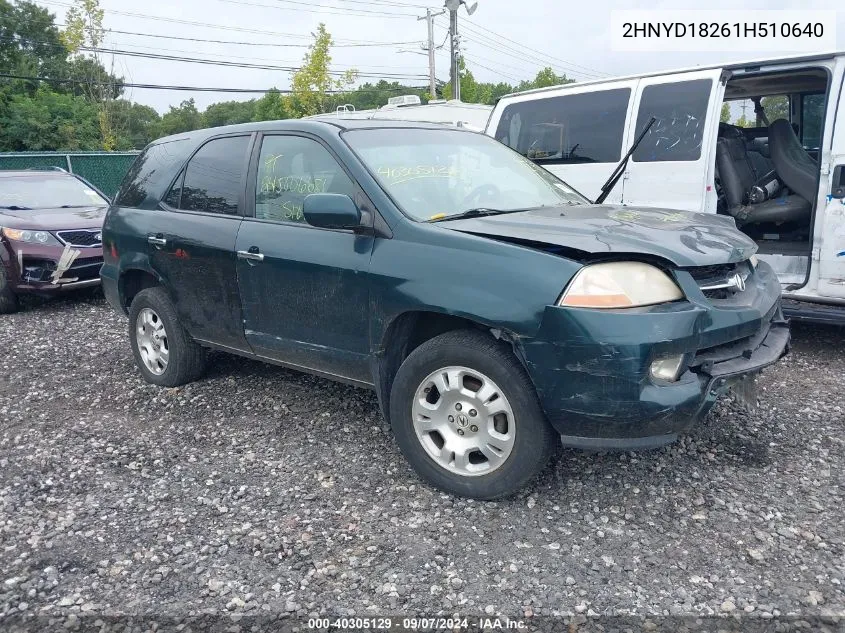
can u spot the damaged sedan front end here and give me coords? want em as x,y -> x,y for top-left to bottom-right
0,170 -> 108,313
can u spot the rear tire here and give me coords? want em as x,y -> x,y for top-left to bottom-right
128,287 -> 206,387
0,265 -> 19,314
389,329 -> 557,500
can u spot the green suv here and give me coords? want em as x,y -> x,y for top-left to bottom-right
101,120 -> 788,499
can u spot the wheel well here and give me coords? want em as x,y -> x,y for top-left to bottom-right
374,312 -> 496,428
120,269 -> 159,311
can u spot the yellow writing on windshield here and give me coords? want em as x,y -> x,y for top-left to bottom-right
377,165 -> 459,185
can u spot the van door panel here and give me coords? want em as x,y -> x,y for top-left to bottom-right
817,61 -> 845,299
620,69 -> 725,213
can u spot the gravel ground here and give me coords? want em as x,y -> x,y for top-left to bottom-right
1,291 -> 844,627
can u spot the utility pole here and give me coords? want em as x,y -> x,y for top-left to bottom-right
444,0 -> 477,102
449,5 -> 460,100
417,8 -> 440,100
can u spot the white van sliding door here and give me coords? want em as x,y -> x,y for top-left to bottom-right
487,80 -> 638,203
817,60 -> 845,299
621,69 -> 726,213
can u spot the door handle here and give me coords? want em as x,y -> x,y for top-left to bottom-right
237,250 -> 264,262
147,235 -> 167,248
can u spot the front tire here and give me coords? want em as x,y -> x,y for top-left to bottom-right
389,329 -> 556,500
0,265 -> 19,314
128,287 -> 207,387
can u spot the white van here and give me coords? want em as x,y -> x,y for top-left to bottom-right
310,96 -> 493,132
486,52 -> 845,323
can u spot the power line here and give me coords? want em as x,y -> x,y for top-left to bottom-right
79,46 -> 429,80
461,19 -> 610,78
39,1 -> 408,38
216,0 -> 419,19
67,27 -> 421,49
444,21 -> 606,81
332,0 -> 429,8
0,72 -> 431,94
460,54 -> 523,84
0,34 -> 429,77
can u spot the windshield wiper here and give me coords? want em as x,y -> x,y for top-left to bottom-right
0,205 -> 32,210
427,207 -> 526,223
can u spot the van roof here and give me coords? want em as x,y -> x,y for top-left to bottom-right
499,50 -> 843,100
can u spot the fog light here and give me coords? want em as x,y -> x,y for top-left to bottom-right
650,355 -> 684,382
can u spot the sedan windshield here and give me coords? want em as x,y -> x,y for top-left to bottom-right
343,128 -> 586,222
0,176 -> 108,210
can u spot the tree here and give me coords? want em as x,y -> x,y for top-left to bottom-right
0,87 -> 100,151
157,98 -> 203,136
110,99 -> 160,149
720,102 -> 731,123
61,0 -> 122,149
205,99 -> 256,127
761,95 -> 789,123
290,23 -> 357,117
253,89 -> 290,121
0,0 -> 70,89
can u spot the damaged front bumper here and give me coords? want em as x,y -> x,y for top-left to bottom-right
520,261 -> 789,450
2,242 -> 103,294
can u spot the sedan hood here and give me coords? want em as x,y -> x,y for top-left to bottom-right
0,205 -> 107,230
438,204 -> 757,267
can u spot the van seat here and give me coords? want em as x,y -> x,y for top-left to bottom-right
715,124 -> 810,226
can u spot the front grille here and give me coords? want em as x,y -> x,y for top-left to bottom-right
56,229 -> 102,248
686,260 -> 751,300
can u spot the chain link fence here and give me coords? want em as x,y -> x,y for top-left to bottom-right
0,152 -> 140,198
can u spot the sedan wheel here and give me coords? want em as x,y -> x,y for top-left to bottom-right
135,307 -> 169,375
412,366 -> 515,476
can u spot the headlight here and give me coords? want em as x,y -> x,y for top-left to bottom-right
1,227 -> 61,246
559,261 -> 684,309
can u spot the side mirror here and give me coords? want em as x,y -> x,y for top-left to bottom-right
303,193 -> 361,230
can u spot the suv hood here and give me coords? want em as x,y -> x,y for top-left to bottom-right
0,205 -> 107,230
438,204 -> 757,267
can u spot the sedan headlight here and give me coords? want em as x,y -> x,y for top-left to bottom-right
1,227 -> 62,246
559,261 -> 684,309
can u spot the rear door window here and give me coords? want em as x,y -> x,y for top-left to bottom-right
801,93 -> 825,149
494,88 -> 630,164
179,135 -> 251,215
632,79 -> 712,162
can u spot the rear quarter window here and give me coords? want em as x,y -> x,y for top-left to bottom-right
494,88 -> 630,164
632,79 -> 712,163
115,139 -> 191,209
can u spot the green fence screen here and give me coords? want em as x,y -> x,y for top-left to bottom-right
0,151 -> 140,198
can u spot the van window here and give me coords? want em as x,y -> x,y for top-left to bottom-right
180,135 -> 250,215
255,135 -> 355,223
801,93 -> 824,149
633,79 -> 712,163
494,88 -> 630,164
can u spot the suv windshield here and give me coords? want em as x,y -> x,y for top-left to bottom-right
0,175 -> 108,210
343,128 -> 586,222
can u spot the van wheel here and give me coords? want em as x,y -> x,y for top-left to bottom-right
389,329 -> 556,500
0,266 -> 19,314
128,287 -> 207,387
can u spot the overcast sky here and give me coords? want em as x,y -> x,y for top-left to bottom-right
34,0 -> 845,113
